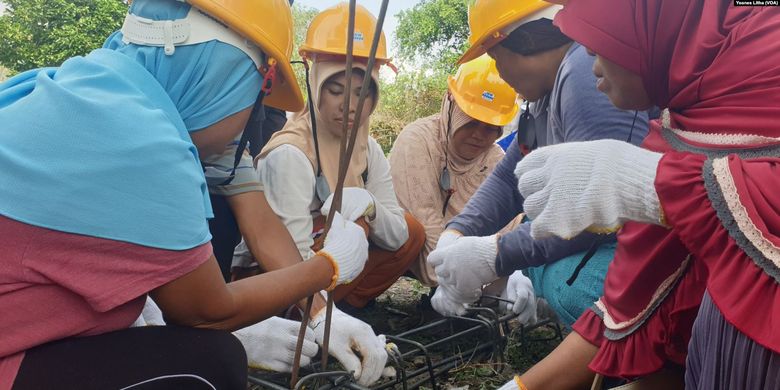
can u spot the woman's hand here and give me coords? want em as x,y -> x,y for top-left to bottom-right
318,212 -> 370,288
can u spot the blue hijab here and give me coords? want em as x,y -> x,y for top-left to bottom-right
0,0 -> 262,250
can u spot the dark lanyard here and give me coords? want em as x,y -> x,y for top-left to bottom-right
217,63 -> 276,186
291,60 -> 330,203
291,60 -> 370,204
517,102 -> 535,156
566,110 -> 640,285
440,99 -> 456,216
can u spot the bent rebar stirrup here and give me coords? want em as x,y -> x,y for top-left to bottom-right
252,295 -> 564,390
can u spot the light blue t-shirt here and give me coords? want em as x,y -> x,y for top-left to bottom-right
0,49 -> 212,249
0,0 -> 264,249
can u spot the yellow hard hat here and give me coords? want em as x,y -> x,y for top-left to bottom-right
299,2 -> 390,64
448,54 -> 519,127
188,0 -> 304,112
458,0 -> 562,64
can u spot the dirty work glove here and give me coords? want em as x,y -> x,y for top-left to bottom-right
310,307 -> 388,386
499,271 -> 538,325
482,276 -> 508,298
131,296 -> 166,327
381,337 -> 400,379
321,187 -> 376,222
233,317 -> 317,373
514,140 -> 663,240
318,211 -> 370,288
427,235 -> 499,303
435,229 -> 462,250
430,285 -> 470,316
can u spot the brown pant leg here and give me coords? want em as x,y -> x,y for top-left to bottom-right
331,213 -> 426,308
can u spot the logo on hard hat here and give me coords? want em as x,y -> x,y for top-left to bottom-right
354,32 -> 364,42
482,91 -> 495,102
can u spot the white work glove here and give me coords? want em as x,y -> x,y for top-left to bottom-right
318,211 -> 370,286
515,139 -> 663,240
499,271 -> 538,325
321,187 -> 376,222
133,298 -> 319,373
231,240 -> 256,270
131,296 -> 166,327
498,377 -> 523,390
131,315 -> 146,327
233,317 -> 317,372
427,235 -> 499,303
430,285 -> 470,316
435,229 -> 462,250
310,307 -> 388,386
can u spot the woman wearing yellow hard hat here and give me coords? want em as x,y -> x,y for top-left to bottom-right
230,3 -> 423,386
389,54 -> 522,287
424,1 -> 657,388
0,0 -> 374,388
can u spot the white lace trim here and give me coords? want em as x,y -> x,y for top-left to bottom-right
712,157 -> 780,268
596,255 -> 691,331
661,110 -> 780,146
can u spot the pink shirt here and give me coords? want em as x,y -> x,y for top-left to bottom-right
0,215 -> 211,390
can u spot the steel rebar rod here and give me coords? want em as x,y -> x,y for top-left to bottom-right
319,0 -> 358,374
294,3 -> 391,382
320,0 -> 390,377
290,294 -> 314,388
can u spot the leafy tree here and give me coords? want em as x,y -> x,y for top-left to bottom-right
373,69 -> 449,153
370,0 -> 470,153
0,0 -> 128,74
291,3 -> 318,98
394,0 -> 469,74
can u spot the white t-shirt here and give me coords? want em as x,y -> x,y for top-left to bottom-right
232,137 -> 408,266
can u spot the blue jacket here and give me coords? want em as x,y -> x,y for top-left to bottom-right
448,43 -> 650,276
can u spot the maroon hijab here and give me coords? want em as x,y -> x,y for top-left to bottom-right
552,0 -> 780,371
555,0 -> 780,138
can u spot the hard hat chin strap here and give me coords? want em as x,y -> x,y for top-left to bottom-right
219,60 -> 278,186
291,60 -> 332,203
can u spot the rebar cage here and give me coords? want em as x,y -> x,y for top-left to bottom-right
248,296 -> 564,390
